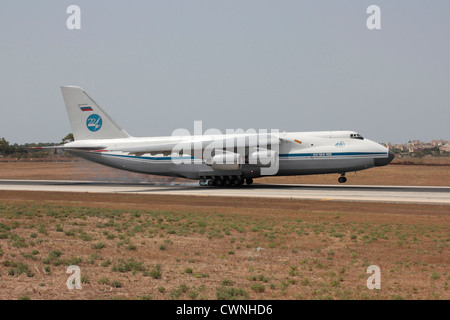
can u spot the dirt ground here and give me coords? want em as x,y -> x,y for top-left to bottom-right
0,191 -> 448,300
0,158 -> 449,186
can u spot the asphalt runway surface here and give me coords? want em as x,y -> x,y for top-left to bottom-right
0,180 -> 449,204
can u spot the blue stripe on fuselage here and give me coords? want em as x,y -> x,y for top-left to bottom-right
94,151 -> 385,161
279,152 -> 386,158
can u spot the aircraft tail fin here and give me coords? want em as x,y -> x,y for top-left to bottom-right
61,86 -> 131,141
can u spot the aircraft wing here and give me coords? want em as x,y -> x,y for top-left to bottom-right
30,146 -> 107,151
110,135 -> 281,157
32,134 -> 281,159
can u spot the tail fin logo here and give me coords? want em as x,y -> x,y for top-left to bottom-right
86,114 -> 103,132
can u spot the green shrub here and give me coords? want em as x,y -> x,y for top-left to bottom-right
250,283 -> 265,293
97,277 -> 110,285
146,265 -> 162,279
221,279 -> 234,286
216,287 -> 249,300
92,243 -> 106,250
112,259 -> 146,273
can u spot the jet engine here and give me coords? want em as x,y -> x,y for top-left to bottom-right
248,148 -> 278,167
207,150 -> 244,171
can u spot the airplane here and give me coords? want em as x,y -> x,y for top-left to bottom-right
48,86 -> 395,187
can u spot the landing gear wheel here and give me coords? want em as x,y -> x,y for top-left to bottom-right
228,177 -> 237,186
246,178 -> 254,186
338,177 -> 347,184
223,177 -> 231,186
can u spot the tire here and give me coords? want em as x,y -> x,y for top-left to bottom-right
338,177 -> 347,184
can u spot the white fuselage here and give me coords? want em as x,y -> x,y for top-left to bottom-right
63,130 -> 393,180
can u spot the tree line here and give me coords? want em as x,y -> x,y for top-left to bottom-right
0,134 -> 74,159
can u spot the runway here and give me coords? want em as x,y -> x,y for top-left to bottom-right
0,180 -> 449,204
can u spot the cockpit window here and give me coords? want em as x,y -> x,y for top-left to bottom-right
350,133 -> 364,140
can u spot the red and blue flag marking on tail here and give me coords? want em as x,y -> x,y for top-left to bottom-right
80,106 -> 93,112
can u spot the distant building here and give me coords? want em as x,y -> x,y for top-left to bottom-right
431,139 -> 447,147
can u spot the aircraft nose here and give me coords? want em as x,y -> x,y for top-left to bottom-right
374,150 -> 395,167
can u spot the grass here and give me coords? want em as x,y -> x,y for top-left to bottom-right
112,259 -> 146,274
250,283 -> 266,293
92,242 -> 106,250
0,194 -> 448,300
147,265 -> 162,279
216,286 -> 249,300
4,260 -> 34,277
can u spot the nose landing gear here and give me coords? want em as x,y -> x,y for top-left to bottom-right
338,174 -> 347,184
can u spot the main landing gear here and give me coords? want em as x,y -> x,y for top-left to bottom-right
199,176 -> 253,187
338,173 -> 347,184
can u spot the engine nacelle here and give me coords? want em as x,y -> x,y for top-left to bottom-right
207,151 -> 243,171
248,149 -> 278,167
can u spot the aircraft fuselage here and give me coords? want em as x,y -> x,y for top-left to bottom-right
64,130 -> 394,181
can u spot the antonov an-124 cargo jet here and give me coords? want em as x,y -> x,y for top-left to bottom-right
49,86 -> 394,186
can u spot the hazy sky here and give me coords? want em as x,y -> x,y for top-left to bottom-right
1,1 -> 449,144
